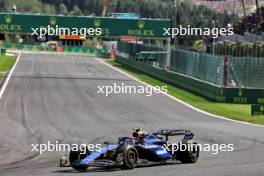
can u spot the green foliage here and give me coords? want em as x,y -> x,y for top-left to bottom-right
0,0 -> 238,23
58,3 -> 67,15
42,4 -> 56,14
82,38 -> 97,48
0,55 -> 16,79
1,0 -> 55,14
192,40 -> 204,52
70,4 -> 82,16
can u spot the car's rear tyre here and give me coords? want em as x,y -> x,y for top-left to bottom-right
69,149 -> 89,171
177,141 -> 199,163
122,146 -> 138,169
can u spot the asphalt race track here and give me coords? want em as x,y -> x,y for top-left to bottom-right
0,53 -> 263,176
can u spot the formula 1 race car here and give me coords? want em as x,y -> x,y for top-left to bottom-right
63,128 -> 200,171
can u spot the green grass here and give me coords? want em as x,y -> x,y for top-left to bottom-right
0,55 -> 16,79
107,60 -> 264,125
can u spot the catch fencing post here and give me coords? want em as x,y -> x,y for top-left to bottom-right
165,38 -> 171,70
223,55 -> 228,87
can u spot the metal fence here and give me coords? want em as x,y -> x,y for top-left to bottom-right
228,56 -> 264,88
171,49 -> 224,86
117,42 -> 264,88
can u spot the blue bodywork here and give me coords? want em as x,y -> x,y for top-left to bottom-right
70,129 -> 197,170
140,134 -> 172,159
79,133 -> 175,166
80,144 -> 119,165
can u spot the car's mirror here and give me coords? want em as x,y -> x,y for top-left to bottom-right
103,141 -> 109,145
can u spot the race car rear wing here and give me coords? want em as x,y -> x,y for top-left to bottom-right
155,129 -> 191,136
155,129 -> 193,141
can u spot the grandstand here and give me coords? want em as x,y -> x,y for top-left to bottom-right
233,6 -> 264,35
204,1 -> 264,58
191,0 -> 259,15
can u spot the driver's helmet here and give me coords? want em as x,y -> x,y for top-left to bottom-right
132,128 -> 148,139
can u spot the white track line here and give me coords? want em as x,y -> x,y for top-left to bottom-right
96,58 -> 264,128
0,53 -> 21,100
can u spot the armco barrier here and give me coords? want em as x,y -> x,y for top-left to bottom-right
2,43 -> 109,56
116,56 -> 264,104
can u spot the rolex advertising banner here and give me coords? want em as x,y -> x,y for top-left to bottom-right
0,13 -> 170,38
251,104 -> 264,116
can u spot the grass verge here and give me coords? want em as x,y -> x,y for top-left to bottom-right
107,60 -> 264,125
0,55 -> 16,79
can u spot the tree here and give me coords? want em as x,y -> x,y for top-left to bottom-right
115,0 -> 121,12
70,4 -> 81,15
93,0 -> 101,16
0,0 -> 4,11
42,4 -> 55,14
58,3 -> 67,14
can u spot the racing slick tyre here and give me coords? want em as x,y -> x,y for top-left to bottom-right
69,148 -> 90,171
176,140 -> 199,163
122,146 -> 138,169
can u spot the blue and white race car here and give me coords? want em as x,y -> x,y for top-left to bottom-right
66,128 -> 200,171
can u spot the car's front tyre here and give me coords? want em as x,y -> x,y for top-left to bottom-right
122,146 -> 138,169
69,149 -> 89,171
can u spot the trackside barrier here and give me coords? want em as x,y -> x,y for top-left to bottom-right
116,56 -> 264,104
118,41 -> 264,88
0,48 -> 6,55
251,104 -> 264,115
2,43 -> 109,56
